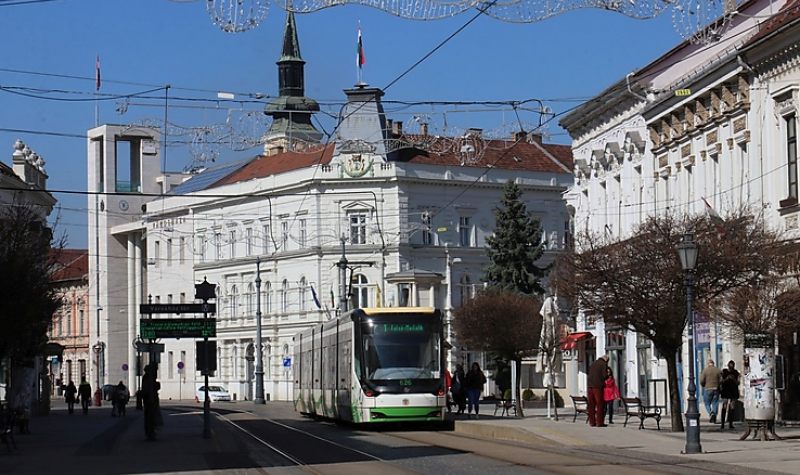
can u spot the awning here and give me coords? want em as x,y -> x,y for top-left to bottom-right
561,332 -> 593,351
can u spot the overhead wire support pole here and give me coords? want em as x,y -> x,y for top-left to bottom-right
254,258 -> 265,404
338,235 -> 348,313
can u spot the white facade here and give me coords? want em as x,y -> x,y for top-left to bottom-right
88,88 -> 574,401
560,0 -> 799,415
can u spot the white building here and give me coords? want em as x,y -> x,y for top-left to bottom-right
560,0 -> 800,420
88,13 -> 574,402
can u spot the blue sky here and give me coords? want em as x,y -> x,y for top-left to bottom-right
0,0 -> 682,248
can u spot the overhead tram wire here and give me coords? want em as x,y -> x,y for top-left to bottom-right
0,0 -> 60,6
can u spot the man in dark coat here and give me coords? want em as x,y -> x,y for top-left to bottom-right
141,363 -> 161,440
587,355 -> 609,427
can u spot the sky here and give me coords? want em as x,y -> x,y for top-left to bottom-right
0,0 -> 684,248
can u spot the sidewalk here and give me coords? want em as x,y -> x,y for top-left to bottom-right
453,407 -> 800,474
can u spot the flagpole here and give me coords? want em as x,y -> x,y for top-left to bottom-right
95,55 -> 100,127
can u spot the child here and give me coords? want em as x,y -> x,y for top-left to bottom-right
604,367 -> 621,424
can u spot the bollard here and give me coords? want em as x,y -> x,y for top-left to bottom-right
94,388 -> 102,407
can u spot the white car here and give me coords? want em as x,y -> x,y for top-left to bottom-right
195,385 -> 231,402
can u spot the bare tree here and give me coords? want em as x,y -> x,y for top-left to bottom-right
453,288 -> 542,417
570,210 -> 779,431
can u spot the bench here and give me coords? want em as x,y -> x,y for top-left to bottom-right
622,397 -> 661,430
570,395 -> 589,423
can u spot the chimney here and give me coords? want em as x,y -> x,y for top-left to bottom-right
467,128 -> 483,138
420,122 -> 428,136
513,130 -> 527,143
386,119 -> 393,134
393,121 -> 403,136
529,132 -> 543,144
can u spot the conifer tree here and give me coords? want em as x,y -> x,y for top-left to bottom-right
485,181 -> 546,295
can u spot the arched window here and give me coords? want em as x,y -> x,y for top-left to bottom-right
298,277 -> 307,312
230,285 -> 238,319
281,280 -> 289,314
459,274 -> 473,307
263,281 -> 271,315
351,274 -> 369,309
246,283 -> 255,317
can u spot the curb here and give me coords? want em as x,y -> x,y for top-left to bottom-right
453,420 -> 561,446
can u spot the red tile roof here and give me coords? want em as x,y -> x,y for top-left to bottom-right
212,144 -> 334,187
211,138 -> 572,188
50,249 -> 88,283
746,0 -> 800,45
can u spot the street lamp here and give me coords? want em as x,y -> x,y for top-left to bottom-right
254,258 -> 266,404
444,244 -> 461,371
676,232 -> 701,454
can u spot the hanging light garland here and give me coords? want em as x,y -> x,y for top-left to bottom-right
206,0 -> 271,33
670,0 -> 742,45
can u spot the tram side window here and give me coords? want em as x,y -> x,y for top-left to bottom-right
339,332 -> 350,390
303,348 -> 312,388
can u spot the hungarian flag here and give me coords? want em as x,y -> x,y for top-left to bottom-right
357,27 -> 365,68
95,55 -> 101,91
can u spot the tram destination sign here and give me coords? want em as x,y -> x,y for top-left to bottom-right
139,303 -> 216,314
140,318 -> 217,339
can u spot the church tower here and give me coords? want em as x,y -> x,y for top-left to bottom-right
262,11 -> 322,155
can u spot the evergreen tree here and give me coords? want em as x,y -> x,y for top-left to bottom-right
485,181 -> 546,295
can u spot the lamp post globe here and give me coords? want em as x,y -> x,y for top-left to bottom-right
676,232 -> 702,454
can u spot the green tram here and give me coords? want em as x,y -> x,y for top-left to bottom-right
293,307 -> 446,423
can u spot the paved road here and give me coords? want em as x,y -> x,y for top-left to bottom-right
0,400 -> 783,474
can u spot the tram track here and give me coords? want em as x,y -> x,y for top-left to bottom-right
212,407 -> 422,474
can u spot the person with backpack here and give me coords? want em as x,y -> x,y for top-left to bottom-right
113,381 -> 130,417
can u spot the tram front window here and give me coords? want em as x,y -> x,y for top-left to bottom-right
361,320 -> 441,384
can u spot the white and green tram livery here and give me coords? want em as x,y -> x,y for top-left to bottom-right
293,307 -> 446,423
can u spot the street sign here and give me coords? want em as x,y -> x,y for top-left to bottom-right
134,342 -> 166,353
140,318 -> 216,339
196,341 -> 217,376
140,303 -> 216,314
177,361 -> 185,370
283,357 -> 292,368
122,363 -> 129,371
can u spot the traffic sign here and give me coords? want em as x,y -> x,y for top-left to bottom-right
139,303 -> 216,314
177,361 -> 184,370
283,357 -> 292,368
134,342 -> 166,353
140,318 -> 216,339
122,363 -> 129,371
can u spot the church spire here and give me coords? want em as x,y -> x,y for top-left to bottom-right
263,10 -> 322,155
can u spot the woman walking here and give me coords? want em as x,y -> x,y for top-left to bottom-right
604,367 -> 621,424
719,360 -> 740,430
64,380 -> 77,414
464,362 -> 486,419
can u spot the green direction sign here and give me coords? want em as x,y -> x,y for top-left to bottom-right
139,303 -> 216,314
140,318 -> 217,339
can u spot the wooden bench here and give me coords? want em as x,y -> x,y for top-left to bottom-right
622,397 -> 661,430
570,395 -> 589,423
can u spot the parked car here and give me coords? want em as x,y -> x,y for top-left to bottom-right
195,385 -> 231,402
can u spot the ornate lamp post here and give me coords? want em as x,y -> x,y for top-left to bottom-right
254,258 -> 266,404
676,232 -> 701,454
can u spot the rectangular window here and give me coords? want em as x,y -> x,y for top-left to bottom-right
788,114 -> 798,200
349,212 -> 367,244
168,351 -> 174,379
459,216 -> 472,247
422,213 -> 432,245
154,241 -> 161,267
155,296 -> 161,304
262,224 -> 271,254
180,351 -> 186,379
299,219 -> 307,247
167,294 -> 173,304
229,230 -> 237,259
180,292 -> 186,303
281,221 -> 289,250
246,228 -> 253,256
198,235 -> 206,262
79,310 -> 85,335
166,238 -> 173,266
179,237 -> 185,264
66,311 -> 72,335
58,315 -> 63,336
214,232 -> 222,260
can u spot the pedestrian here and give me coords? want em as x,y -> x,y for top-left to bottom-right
604,367 -> 621,425
114,381 -> 130,417
587,355 -> 609,427
464,362 -> 486,419
699,359 -> 722,423
141,363 -> 160,440
452,364 -> 466,415
64,380 -> 78,415
719,360 -> 740,430
444,368 -> 453,413
78,378 -> 92,415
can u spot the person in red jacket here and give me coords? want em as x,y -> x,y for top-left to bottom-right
587,355 -> 609,426
604,367 -> 621,424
